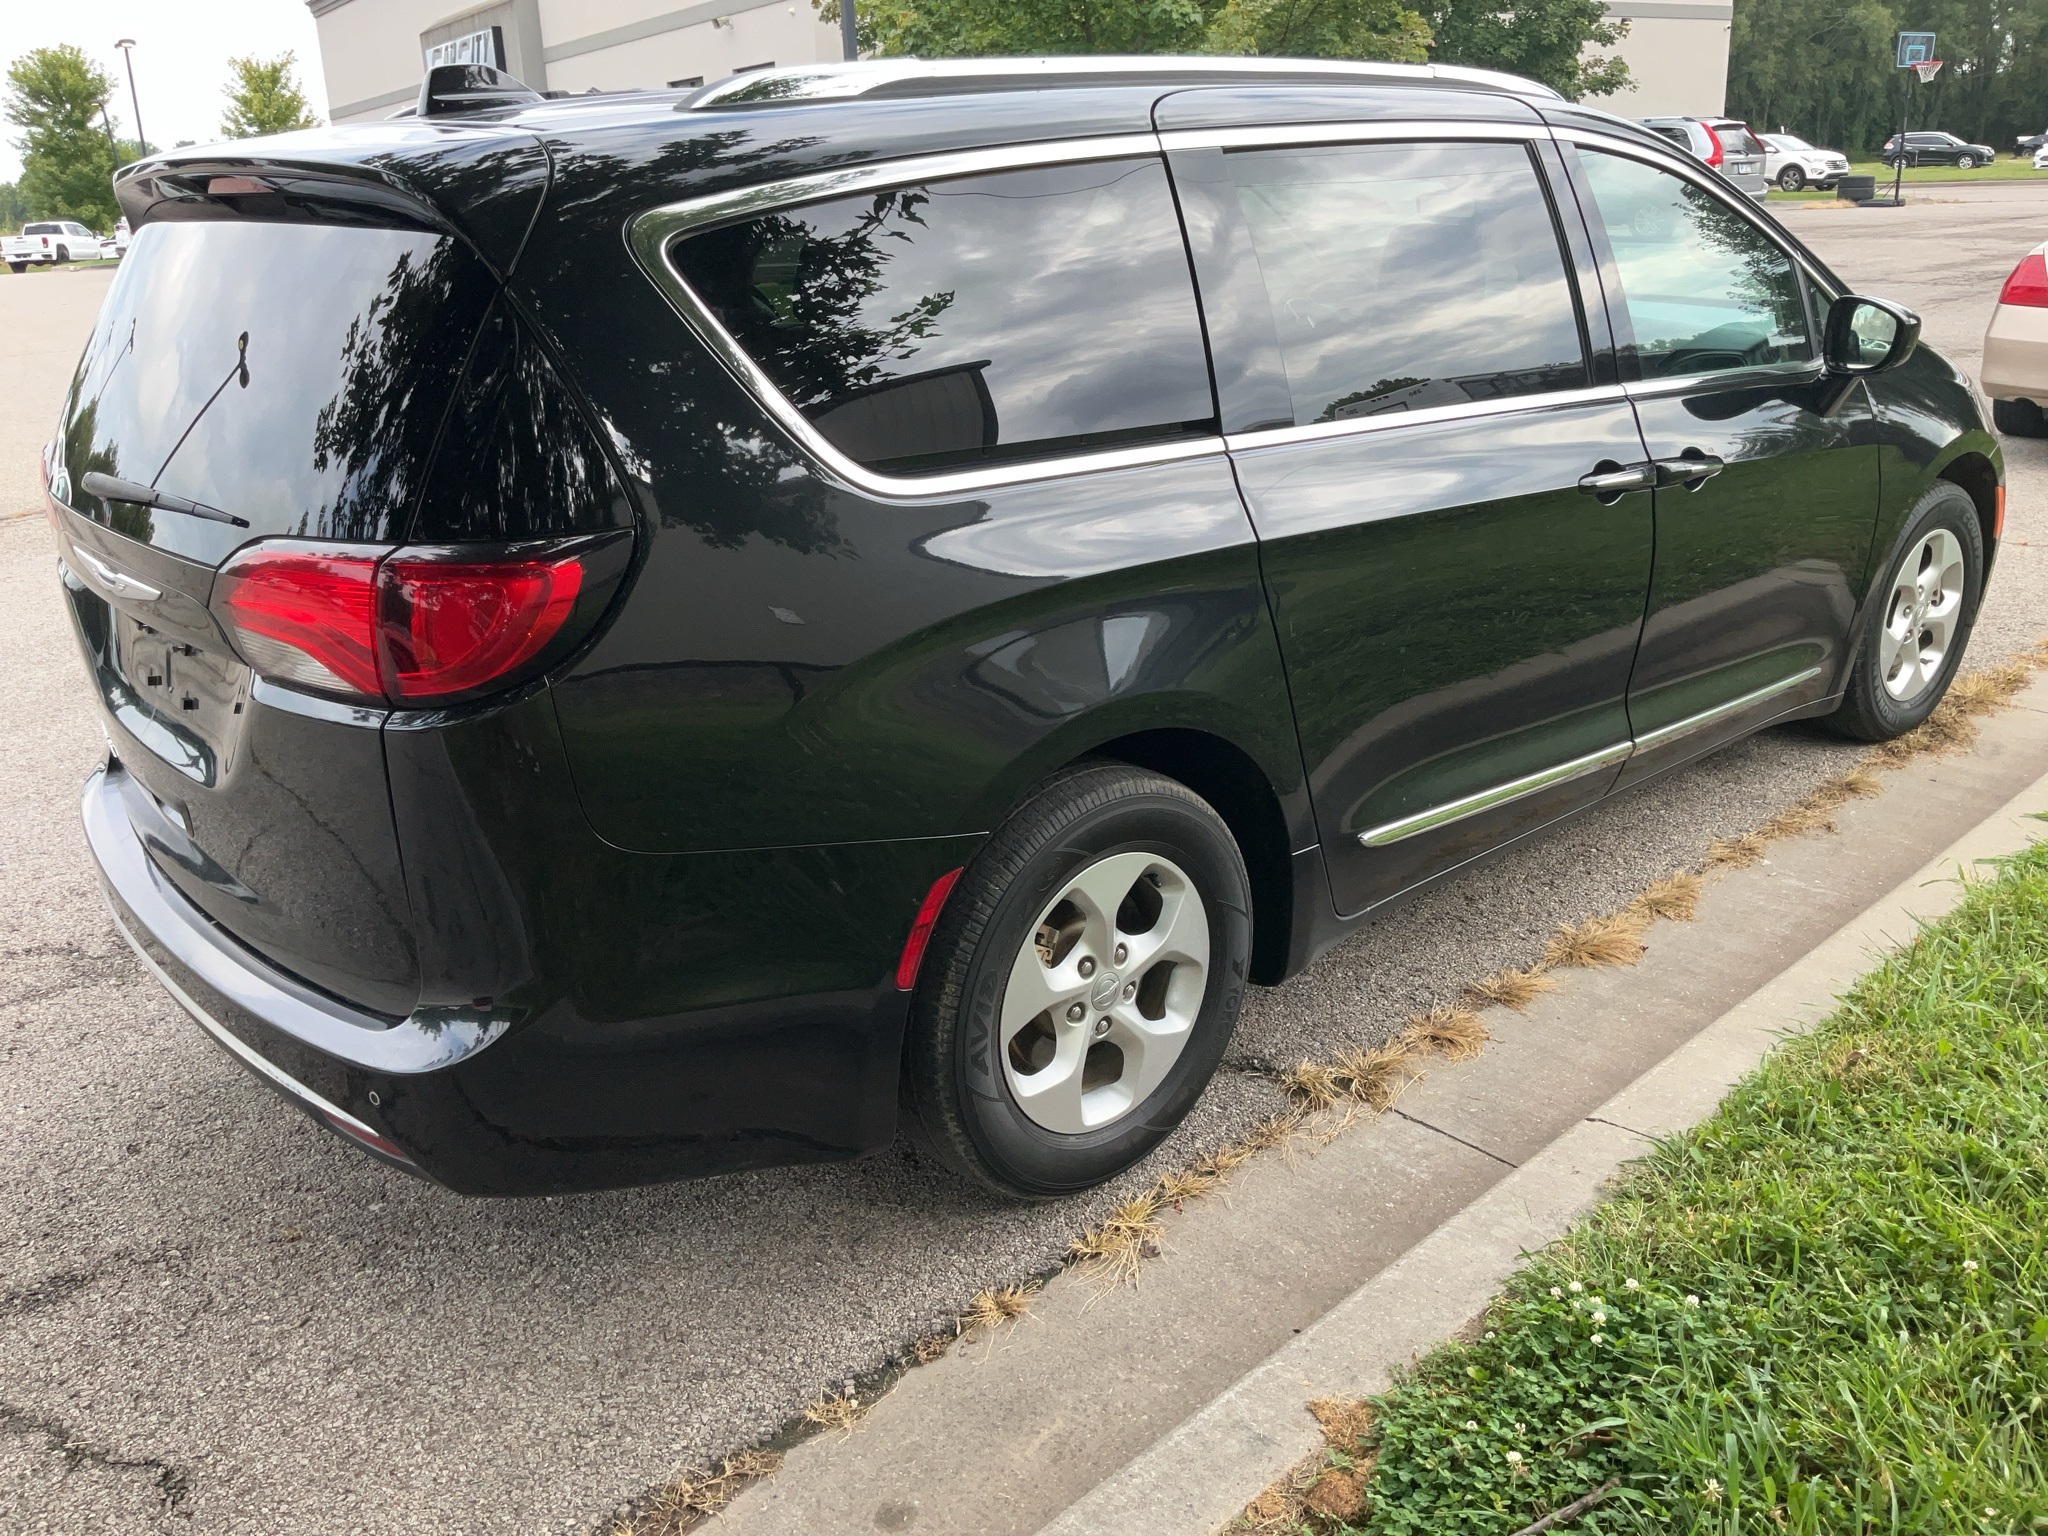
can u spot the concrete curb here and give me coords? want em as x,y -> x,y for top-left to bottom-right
1031,766 -> 2048,1536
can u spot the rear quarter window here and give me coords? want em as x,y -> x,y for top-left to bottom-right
667,158 -> 1217,476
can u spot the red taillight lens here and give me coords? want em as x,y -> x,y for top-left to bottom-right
376,556 -> 583,701
217,548 -> 382,697
1999,251 -> 2048,307
1703,127 -> 1725,166
215,542 -> 602,706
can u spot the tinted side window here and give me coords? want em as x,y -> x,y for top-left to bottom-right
669,159 -> 1216,476
1219,140 -> 1588,427
1579,150 -> 1813,380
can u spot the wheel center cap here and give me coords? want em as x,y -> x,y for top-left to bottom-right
1090,970 -> 1121,1010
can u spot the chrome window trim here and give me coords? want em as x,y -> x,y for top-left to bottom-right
1157,119 -> 1549,154
1224,381 -> 1632,453
1622,362 -> 1825,401
626,134 -> 1235,501
1355,665 -> 1826,847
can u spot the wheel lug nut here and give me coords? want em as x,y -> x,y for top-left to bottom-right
1122,982 -> 1136,1000
1078,957 -> 1096,978
1067,1002 -> 1085,1023
1093,1017 -> 1110,1037
1114,943 -> 1128,965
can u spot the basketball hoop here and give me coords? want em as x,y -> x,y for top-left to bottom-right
1910,59 -> 1943,83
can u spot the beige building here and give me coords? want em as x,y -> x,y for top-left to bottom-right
308,0 -> 1731,127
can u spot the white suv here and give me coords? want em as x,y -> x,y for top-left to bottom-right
1761,134 -> 1850,193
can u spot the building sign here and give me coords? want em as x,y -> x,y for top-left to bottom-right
425,26 -> 504,70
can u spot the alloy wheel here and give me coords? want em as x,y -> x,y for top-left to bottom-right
1880,527 -> 1966,702
1779,165 -> 1805,191
998,851 -> 1209,1134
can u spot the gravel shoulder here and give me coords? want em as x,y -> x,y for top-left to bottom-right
2,194 -> 2045,1536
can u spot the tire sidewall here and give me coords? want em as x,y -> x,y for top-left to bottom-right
1850,485 -> 1985,735
1780,166 -> 1804,191
946,788 -> 1249,1197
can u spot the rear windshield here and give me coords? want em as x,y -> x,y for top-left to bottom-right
58,220 -> 492,565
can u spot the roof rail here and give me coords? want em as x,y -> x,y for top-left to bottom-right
683,54 -> 1562,111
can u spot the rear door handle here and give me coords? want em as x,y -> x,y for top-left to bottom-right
1653,453 -> 1725,487
1577,463 -> 1656,498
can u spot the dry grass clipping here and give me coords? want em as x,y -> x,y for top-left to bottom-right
1066,1193 -> 1165,1284
1706,830 -> 1771,870
1629,870 -> 1703,923
959,1283 -> 1034,1338
1158,1165 -> 1224,1203
1463,965 -> 1559,1012
1399,1004 -> 1489,1061
610,1449 -> 783,1536
912,1333 -> 952,1364
1330,1040 -> 1425,1110
1542,910 -> 1648,969
801,1391 -> 867,1437
1307,1396 -> 1374,1448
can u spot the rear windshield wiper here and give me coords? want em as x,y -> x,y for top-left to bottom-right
81,472 -> 250,528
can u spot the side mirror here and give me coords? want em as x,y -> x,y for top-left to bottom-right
1824,295 -> 1921,376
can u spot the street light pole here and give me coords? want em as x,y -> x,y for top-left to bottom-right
98,101 -> 122,168
841,0 -> 858,62
114,39 -> 145,156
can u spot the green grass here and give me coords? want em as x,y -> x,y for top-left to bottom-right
1328,836 -> 2048,1535
1846,158 -> 2048,183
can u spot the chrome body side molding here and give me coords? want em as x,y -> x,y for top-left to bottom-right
1356,666 -> 1827,847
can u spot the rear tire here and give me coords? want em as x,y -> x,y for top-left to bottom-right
1993,397 -> 2048,436
52,245 -> 69,264
1823,482 -> 1984,742
6,262 -> 23,275
1778,165 -> 1806,191
903,763 -> 1251,1200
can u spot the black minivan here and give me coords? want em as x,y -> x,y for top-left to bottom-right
50,56 -> 2000,1199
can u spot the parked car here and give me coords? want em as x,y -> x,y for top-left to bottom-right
1639,116 -> 1770,199
1982,242 -> 2048,435
52,57 -> 2000,1199
2015,128 -> 2047,157
5,219 -> 97,272
2033,143 -> 2048,171
1760,132 -> 1850,191
1882,130 -> 1998,169
97,217 -> 131,261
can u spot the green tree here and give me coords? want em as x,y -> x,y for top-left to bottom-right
220,52 -> 320,139
1418,0 -> 1631,98
827,0 -> 1431,63
0,179 -> 30,229
3,45 -> 119,229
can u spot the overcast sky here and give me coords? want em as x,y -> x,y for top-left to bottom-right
2,0 -> 331,184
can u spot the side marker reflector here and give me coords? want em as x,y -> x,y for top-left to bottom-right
896,867 -> 963,991
1994,484 -> 2007,540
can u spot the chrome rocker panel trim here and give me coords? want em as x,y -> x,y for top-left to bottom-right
1357,666 -> 1826,847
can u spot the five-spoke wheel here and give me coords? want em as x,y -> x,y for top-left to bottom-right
1879,527 -> 1965,703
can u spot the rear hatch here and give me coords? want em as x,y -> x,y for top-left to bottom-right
51,191 -> 500,1015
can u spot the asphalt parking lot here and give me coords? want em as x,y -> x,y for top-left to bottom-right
4,185 -> 2047,1535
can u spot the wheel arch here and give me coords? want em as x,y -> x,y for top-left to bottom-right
1936,448 -> 2002,580
1083,727 -> 1297,986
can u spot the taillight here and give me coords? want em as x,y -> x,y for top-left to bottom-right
1703,127 -> 1725,167
216,548 -> 381,696
214,536 -> 625,706
377,555 -> 583,701
1999,251 -> 2048,308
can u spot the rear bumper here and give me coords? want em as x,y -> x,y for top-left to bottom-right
1982,302 -> 2048,403
86,755 -> 945,1195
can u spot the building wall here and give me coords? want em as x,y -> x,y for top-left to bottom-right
1585,1 -> 1733,120
311,0 -> 842,123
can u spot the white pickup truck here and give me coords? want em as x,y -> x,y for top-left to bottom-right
4,220 -> 100,272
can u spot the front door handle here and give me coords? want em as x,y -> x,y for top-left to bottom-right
1653,453 -> 1725,488
1577,462 -> 1656,498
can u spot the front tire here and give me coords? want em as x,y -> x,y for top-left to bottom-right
1778,165 -> 1806,192
1823,482 -> 1985,742
1957,153 -> 1980,171
903,764 -> 1251,1200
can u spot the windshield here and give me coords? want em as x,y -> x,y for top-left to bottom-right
1772,135 -> 1812,151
